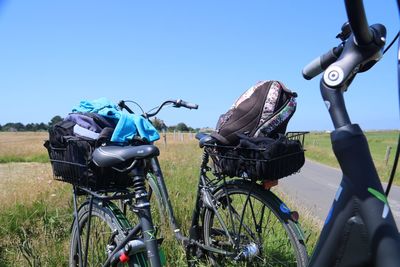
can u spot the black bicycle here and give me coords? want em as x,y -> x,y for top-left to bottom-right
46,0 -> 400,266
57,98 -> 308,267
300,0 -> 400,266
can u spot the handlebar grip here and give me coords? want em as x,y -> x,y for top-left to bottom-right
117,100 -> 125,109
302,45 -> 343,80
344,0 -> 373,46
178,100 -> 199,109
118,100 -> 134,114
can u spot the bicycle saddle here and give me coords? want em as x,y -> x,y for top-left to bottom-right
195,132 -> 217,148
92,145 -> 159,168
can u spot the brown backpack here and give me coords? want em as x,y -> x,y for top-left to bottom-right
211,80 -> 297,145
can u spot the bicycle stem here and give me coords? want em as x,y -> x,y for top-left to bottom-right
320,80 -> 351,129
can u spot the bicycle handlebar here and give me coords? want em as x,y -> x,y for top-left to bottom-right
174,99 -> 199,110
303,0 -> 386,84
302,45 -> 344,80
344,0 -> 373,46
118,99 -> 198,118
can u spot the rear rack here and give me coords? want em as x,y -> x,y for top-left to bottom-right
204,132 -> 308,181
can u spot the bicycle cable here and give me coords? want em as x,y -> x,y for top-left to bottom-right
122,100 -> 145,115
383,31 -> 400,55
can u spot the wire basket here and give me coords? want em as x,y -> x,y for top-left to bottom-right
205,132 -> 308,181
45,138 -> 133,190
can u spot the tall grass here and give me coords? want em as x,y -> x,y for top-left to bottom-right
0,163 -> 54,209
0,185 -> 72,266
0,130 -> 397,265
1,131 -> 398,184
0,155 -> 73,266
0,132 -> 49,163
0,137 -> 318,266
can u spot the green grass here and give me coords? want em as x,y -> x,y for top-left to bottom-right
305,130 -> 399,184
2,131 -> 398,186
1,131 -> 397,265
0,186 -> 72,266
0,154 -> 49,164
0,141 -> 319,266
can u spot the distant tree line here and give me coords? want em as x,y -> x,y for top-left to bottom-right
0,116 -> 63,132
150,117 -> 199,132
0,116 -> 199,132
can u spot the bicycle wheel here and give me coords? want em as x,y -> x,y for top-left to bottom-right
202,180 -> 308,267
69,200 -> 144,267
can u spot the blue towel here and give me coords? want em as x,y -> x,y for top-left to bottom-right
72,97 -> 160,143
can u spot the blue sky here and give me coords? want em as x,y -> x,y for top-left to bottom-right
0,0 -> 398,131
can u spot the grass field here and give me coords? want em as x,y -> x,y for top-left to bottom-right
1,130 -> 397,183
305,131 -> 399,184
0,130 -> 397,266
0,132 -> 49,163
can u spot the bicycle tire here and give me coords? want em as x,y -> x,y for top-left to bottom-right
147,173 -> 167,225
202,180 -> 308,267
69,200 -> 146,267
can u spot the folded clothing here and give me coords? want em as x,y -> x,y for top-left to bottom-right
72,97 -> 160,143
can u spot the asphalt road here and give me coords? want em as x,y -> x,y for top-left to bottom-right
278,160 -> 400,227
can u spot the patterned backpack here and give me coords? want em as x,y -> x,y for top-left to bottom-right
211,80 -> 297,145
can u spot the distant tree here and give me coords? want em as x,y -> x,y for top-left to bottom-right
25,123 -> 36,131
176,122 -> 189,132
14,123 -> 24,131
38,122 -> 48,131
151,117 -> 167,131
49,115 -> 63,128
16,122 -> 25,131
0,121 -> 50,131
2,122 -> 24,131
2,123 -> 11,131
168,125 -> 176,132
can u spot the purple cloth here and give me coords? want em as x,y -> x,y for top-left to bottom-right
65,113 -> 103,133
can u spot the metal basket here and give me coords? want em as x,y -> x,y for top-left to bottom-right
45,138 -> 133,190
205,132 -> 308,181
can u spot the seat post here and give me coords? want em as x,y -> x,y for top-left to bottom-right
130,161 -> 162,266
130,161 -> 148,206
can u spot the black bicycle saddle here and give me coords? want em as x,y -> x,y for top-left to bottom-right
92,145 -> 159,168
195,132 -> 218,148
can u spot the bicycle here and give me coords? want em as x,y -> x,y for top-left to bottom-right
53,98 -> 309,267
299,0 -> 400,266
45,0 -> 400,266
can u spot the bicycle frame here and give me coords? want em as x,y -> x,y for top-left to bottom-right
305,1 -> 400,265
75,1 -> 400,263
147,146 -> 309,265
308,119 -> 400,266
147,156 -> 242,257
94,154 -> 237,267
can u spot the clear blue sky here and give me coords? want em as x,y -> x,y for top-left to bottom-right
0,0 -> 398,131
